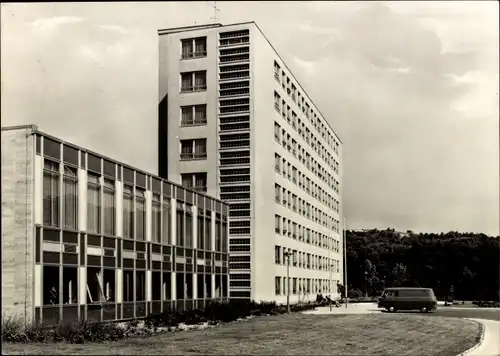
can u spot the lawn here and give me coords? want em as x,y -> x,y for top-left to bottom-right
2,313 -> 481,356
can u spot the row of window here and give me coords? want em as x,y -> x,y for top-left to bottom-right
273,61 -> 340,155
274,245 -> 340,272
274,94 -> 340,176
41,265 -> 227,306
275,184 -> 341,233
275,152 -> 340,213
43,159 -> 226,251
275,276 -> 338,296
180,139 -> 207,161
180,172 -> 207,193
180,71 -> 207,93
181,105 -> 207,127
274,122 -> 340,194
274,215 -> 340,252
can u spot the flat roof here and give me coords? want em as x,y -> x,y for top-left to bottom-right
157,21 -> 343,145
1,125 -> 227,206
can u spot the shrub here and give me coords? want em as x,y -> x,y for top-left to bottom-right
2,315 -> 23,342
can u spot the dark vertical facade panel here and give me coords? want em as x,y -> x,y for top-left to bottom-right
163,181 -> 172,198
80,236 -> 85,265
80,152 -> 86,169
158,94 -> 169,179
176,187 -> 185,202
186,190 -> 193,204
123,167 -> 134,184
103,160 -> 116,178
136,172 -> 146,188
35,227 -> 41,263
117,165 -> 122,181
43,138 -> 61,160
36,135 -> 41,155
63,145 -> 79,166
87,154 -> 101,173
43,228 -> 60,242
152,178 -> 162,192
117,240 -> 122,268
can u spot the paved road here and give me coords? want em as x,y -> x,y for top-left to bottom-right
426,308 -> 500,321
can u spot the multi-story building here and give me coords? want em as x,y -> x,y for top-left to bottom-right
157,21 -> 343,303
1,125 -> 229,326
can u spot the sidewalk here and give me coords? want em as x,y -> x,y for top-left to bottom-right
462,318 -> 500,356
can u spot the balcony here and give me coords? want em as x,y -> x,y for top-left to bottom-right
180,152 -> 207,160
181,85 -> 207,93
181,51 -> 207,59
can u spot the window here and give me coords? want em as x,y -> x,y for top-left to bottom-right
186,205 -> 193,248
274,184 -> 281,203
181,172 -> 207,193
176,203 -> 184,246
43,160 -> 60,227
275,277 -> 281,295
205,211 -> 212,250
181,105 -> 207,126
87,172 -> 101,233
181,71 -> 207,92
63,165 -> 78,229
275,153 -> 281,172
274,91 -> 281,112
180,139 -> 207,160
123,185 -> 134,239
162,197 -> 171,244
197,212 -> 204,250
274,61 -> 281,81
135,189 -> 146,240
274,122 -> 281,143
215,214 -> 222,251
181,37 -> 207,59
103,179 -> 115,235
275,245 -> 281,264
275,214 -> 281,233
151,194 -> 161,243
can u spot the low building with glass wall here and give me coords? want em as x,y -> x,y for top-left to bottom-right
1,125 -> 229,326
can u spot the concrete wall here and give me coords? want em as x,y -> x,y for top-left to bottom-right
251,25 -> 278,302
1,126 -> 35,325
158,28 -> 220,199
252,25 -> 343,303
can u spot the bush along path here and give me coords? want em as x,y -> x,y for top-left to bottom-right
2,300 -> 317,344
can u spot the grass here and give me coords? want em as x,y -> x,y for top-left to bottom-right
2,313 -> 481,355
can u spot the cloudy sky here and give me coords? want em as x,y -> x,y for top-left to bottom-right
2,1 -> 498,236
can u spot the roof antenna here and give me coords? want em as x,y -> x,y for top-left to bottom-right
210,1 -> 220,22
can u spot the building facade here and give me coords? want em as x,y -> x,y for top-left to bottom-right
157,21 -> 344,303
1,125 -> 229,326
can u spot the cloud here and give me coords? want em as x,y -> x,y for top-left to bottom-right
97,24 -> 129,35
292,56 -> 317,76
2,2 -> 498,236
29,15 -> 83,32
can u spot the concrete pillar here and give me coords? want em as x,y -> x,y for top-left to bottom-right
79,267 -> 87,305
211,211 -> 216,251
115,181 -> 123,238
170,198 -> 176,246
78,169 -> 87,231
145,191 -> 152,242
116,269 -> 123,303
171,272 -> 176,301
192,206 -> 198,249
146,270 -> 152,302
33,155 -> 42,225
34,265 -> 41,307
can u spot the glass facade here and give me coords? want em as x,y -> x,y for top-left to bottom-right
35,134 -> 229,325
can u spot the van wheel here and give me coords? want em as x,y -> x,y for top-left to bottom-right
420,307 -> 428,313
388,306 -> 396,313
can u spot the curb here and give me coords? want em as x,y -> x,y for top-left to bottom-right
456,319 -> 486,356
